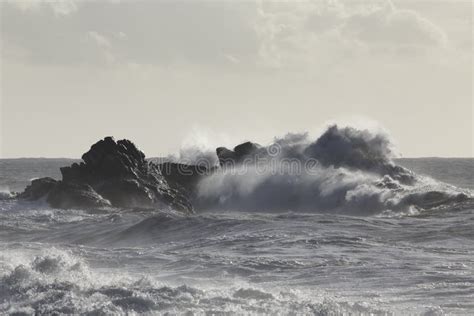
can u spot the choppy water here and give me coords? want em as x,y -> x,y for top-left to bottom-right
1,158 -> 473,315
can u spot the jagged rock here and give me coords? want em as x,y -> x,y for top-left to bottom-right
216,141 -> 262,166
154,162 -> 218,212
61,137 -> 147,184
158,162 -> 210,191
216,147 -> 237,166
97,178 -> 155,208
47,182 -> 112,209
234,142 -> 261,158
19,177 -> 58,200
19,137 -> 194,213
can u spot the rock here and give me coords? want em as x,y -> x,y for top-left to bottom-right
19,137 -> 194,213
158,162 -> 210,191
155,162 -> 218,212
216,147 -> 237,166
47,182 -> 112,209
60,137 -> 147,184
97,178 -> 155,208
234,141 -> 261,158
216,141 -> 262,166
19,177 -> 58,200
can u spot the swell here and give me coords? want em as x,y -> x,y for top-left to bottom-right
2,201 -> 473,252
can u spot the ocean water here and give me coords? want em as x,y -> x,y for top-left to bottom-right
0,158 -> 473,315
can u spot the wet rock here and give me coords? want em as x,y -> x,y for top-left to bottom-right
60,137 -> 147,184
216,141 -> 262,166
19,177 -> 58,200
216,147 -> 237,166
97,178 -> 155,208
158,162 -> 210,191
19,137 -> 194,213
155,162 -> 216,212
47,182 -> 111,209
234,141 -> 261,158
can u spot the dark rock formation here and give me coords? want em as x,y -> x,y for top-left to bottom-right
158,162 -> 210,192
19,137 -> 193,213
47,182 -> 112,209
234,141 -> 261,158
216,147 -> 237,166
216,141 -> 262,166
19,177 -> 58,200
61,137 -> 147,184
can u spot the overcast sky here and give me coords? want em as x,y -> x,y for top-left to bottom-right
1,0 -> 472,158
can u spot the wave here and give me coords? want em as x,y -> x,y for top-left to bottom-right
2,124 -> 472,217
195,125 -> 471,215
0,248 -> 395,315
0,187 -> 14,200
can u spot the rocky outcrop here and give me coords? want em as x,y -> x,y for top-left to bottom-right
216,141 -> 262,166
18,137 -> 193,213
157,162 -> 210,191
47,182 -> 112,209
19,177 -> 58,200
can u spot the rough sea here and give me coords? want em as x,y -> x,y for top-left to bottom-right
0,157 -> 473,315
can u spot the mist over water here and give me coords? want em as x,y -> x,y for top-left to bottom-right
1,126 -> 473,315
182,125 -> 470,216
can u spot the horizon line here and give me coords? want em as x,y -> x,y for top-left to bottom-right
1,156 -> 473,160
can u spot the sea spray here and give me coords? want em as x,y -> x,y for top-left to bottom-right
195,125 -> 470,214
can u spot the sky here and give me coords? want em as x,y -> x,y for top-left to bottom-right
0,0 -> 472,158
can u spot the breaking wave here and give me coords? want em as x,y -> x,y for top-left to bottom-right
2,124 -> 472,218
195,125 -> 472,215
0,187 -> 14,200
1,124 -> 472,315
0,249 -> 392,315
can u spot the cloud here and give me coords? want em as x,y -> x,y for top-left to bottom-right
223,54 -> 240,64
86,31 -> 115,64
1,1 -> 258,67
1,0 -> 450,69
342,3 -> 447,47
115,32 -> 127,40
6,0 -> 79,16
87,31 -> 111,48
255,0 -> 448,68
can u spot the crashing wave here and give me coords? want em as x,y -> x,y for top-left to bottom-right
195,125 -> 470,215
0,191 -> 14,200
13,124 -> 472,216
0,249 -> 395,315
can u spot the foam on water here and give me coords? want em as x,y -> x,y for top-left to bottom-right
0,248 -> 401,315
1,125 -> 473,315
195,125 -> 471,215
1,205 -> 473,315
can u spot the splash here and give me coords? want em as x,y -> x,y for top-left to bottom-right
196,125 -> 471,215
0,248 -> 392,315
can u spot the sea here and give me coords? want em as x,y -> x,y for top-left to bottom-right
0,157 -> 473,315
